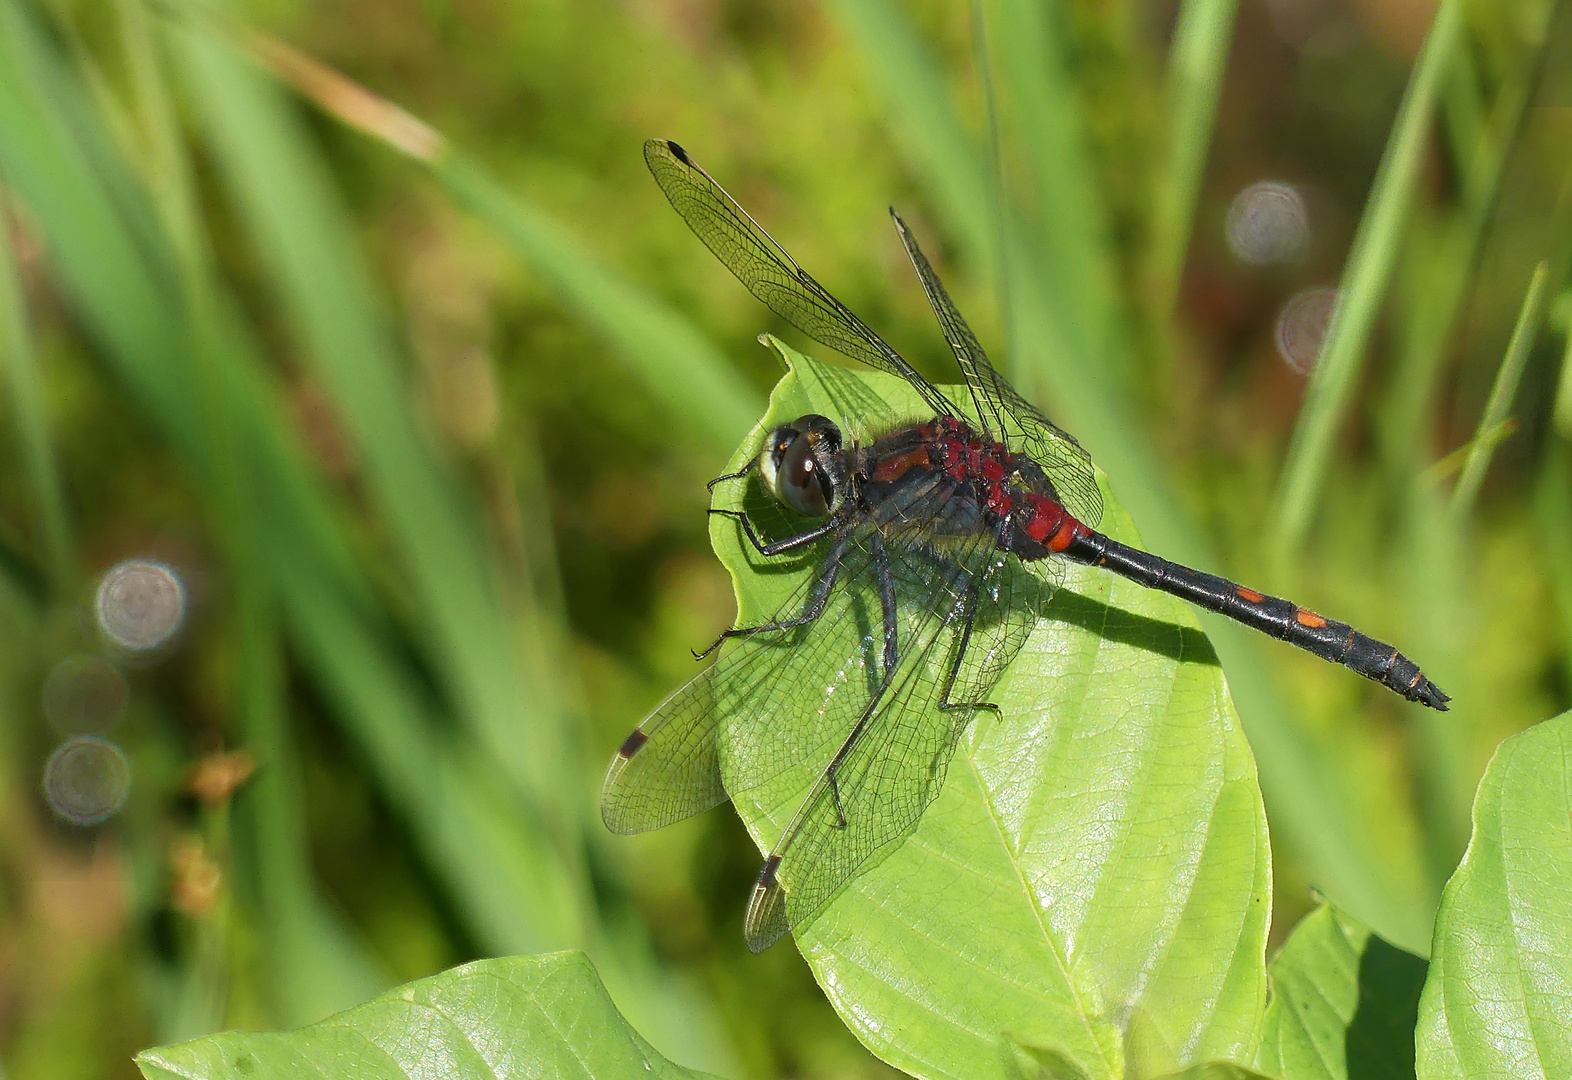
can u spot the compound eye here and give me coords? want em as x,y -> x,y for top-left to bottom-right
793,413 -> 842,451
778,435 -> 829,516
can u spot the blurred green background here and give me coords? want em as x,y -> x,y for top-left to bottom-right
0,0 -> 1568,1075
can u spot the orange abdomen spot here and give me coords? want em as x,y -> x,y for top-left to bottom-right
1236,587 -> 1265,604
1295,608 -> 1328,629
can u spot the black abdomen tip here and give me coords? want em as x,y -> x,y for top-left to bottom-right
1411,678 -> 1451,711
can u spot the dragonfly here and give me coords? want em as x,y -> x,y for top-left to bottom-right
603,138 -> 1449,954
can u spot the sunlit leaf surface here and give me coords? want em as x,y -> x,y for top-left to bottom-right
1416,711 -> 1572,1079
1005,1036 -> 1276,1080
1255,903 -> 1426,1080
714,342 -> 1270,1080
135,952 -> 717,1080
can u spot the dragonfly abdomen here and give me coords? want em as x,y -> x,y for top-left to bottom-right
1061,531 -> 1450,710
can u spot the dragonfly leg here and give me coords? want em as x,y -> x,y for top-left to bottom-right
817,533 -> 900,830
706,458 -> 756,493
694,530 -> 851,660
708,509 -> 836,557
821,663 -> 895,832
937,566 -> 1001,714
870,533 -> 899,680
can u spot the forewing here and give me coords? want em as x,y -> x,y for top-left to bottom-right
989,384 -> 1104,528
644,139 -> 954,421
889,211 -> 1104,528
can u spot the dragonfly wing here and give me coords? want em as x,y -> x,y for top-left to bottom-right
601,664 -> 727,835
740,527 -> 1050,952
604,525 -> 885,833
644,139 -> 955,421
888,211 -> 1004,442
889,211 -> 1104,529
988,383 -> 1104,529
742,683 -> 972,952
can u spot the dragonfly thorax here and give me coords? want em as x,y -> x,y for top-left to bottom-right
758,413 -> 845,517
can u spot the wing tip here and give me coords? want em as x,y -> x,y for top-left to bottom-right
644,137 -> 690,169
617,728 -> 650,758
743,856 -> 789,953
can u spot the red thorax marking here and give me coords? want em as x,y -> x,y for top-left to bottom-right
1024,493 -> 1086,551
870,445 -> 932,482
927,429 -> 1086,550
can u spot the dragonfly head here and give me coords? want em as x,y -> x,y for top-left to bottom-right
758,414 -> 843,517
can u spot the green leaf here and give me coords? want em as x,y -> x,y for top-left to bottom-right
1255,903 -> 1427,1080
1416,710 -> 1572,1078
1004,1033 -> 1276,1080
717,341 -> 1269,1080
135,952 -> 719,1080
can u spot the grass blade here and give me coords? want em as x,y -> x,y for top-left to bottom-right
173,22 -> 580,854
1557,304 -> 1572,437
0,186 -> 72,590
986,0 -> 1122,376
0,0 -> 583,970
233,589 -> 389,1023
278,562 -> 583,955
1449,261 -> 1550,518
170,21 -> 731,1062
826,0 -> 995,267
1394,479 -> 1472,886
1148,0 -> 1239,322
110,0 -> 392,1024
1270,0 -> 1464,562
436,157 -> 759,452
1534,454 -> 1572,691
1379,13 -> 1547,489
244,31 -> 759,456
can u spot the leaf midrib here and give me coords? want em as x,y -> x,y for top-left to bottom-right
965,719 -> 1119,1078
